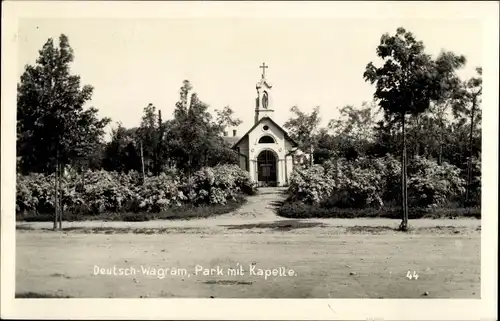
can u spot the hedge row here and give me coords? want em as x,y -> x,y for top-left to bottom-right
287,155 -> 480,208
16,164 -> 258,219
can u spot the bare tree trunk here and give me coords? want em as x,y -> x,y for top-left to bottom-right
156,110 -> 163,175
414,115 -> 420,158
465,98 -> 476,207
400,114 -> 409,231
140,141 -> 145,184
334,155 -> 340,186
438,113 -> 444,165
58,163 -> 63,230
53,158 -> 58,231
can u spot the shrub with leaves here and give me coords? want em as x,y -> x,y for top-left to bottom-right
134,173 -> 184,212
336,158 -> 385,208
320,157 -> 386,208
16,164 -> 257,218
16,173 -> 55,214
407,156 -> 466,207
469,156 -> 481,206
180,164 -> 257,205
287,165 -> 336,204
287,154 -> 466,209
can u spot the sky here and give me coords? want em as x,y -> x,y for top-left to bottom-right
17,17 -> 482,138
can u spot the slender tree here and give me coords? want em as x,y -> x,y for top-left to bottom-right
17,34 -> 110,229
363,27 -> 466,231
136,103 -> 159,174
155,109 -> 164,175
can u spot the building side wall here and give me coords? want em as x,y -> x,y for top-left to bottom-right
236,136 -> 250,171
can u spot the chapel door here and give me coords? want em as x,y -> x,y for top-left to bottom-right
257,150 -> 277,185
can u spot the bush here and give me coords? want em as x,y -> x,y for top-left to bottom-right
467,156 -> 481,206
180,164 -> 257,205
288,157 -> 389,208
18,195 -> 248,222
287,165 -> 335,204
327,157 -> 386,208
407,157 -> 466,207
16,164 -> 257,220
286,154 -> 469,209
16,173 -> 56,214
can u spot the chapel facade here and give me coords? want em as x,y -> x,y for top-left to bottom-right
228,64 -> 299,187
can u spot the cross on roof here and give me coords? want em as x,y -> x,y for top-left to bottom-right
259,62 -> 268,77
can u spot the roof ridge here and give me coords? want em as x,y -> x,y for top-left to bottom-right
230,116 -> 298,148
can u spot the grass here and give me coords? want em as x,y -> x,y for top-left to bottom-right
17,195 -> 247,222
277,201 -> 481,220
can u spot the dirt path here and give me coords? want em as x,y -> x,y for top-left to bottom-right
17,187 -> 481,232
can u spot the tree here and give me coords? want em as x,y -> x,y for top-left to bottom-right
214,106 -> 243,131
426,51 -> 469,164
328,102 -> 380,159
168,80 -> 239,173
363,27 -> 466,230
451,67 -> 482,206
137,103 -> 160,175
17,34 -> 110,229
284,106 -> 321,165
102,123 -> 141,173
313,128 -> 337,164
171,81 -> 213,171
155,109 -> 165,175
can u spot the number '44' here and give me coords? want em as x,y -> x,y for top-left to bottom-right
407,270 -> 419,280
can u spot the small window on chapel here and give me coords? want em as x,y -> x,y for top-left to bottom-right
258,135 -> 275,144
263,125 -> 269,131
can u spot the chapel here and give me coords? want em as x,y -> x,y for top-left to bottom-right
224,63 -> 299,187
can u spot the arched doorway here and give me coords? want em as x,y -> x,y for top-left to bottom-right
257,150 -> 277,185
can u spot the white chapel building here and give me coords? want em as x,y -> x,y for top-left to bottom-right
224,64 -> 300,187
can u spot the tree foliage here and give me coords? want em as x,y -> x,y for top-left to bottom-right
17,34 -> 110,174
215,106 -> 243,131
166,80 -> 239,172
100,81 -> 240,175
102,123 -> 141,173
362,27 -> 466,230
363,28 -> 466,118
284,105 -> 321,153
327,102 -> 380,159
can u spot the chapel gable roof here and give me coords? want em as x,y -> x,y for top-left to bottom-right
231,116 -> 299,149
222,136 -> 240,147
